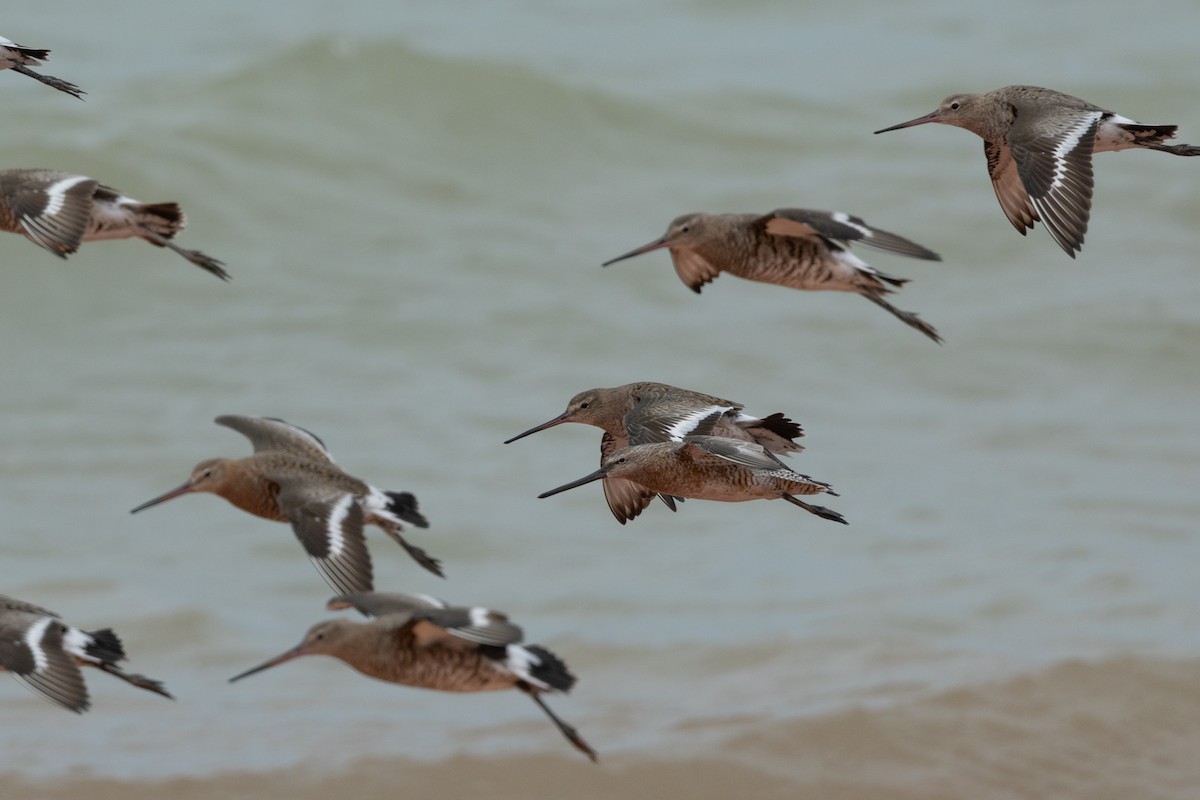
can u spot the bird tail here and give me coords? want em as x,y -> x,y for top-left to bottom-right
383,491 -> 429,529
507,644 -> 576,693
750,412 -> 805,454
78,630 -> 174,700
868,268 -> 909,289
1121,123 -> 1178,145
129,202 -> 187,241
81,628 -> 127,665
1118,124 -> 1200,155
13,46 -> 50,63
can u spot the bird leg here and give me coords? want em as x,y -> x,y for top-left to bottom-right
1147,142 -> 1200,156
378,521 -> 445,578
11,65 -> 85,98
781,494 -> 847,524
94,662 -> 175,700
136,226 -> 231,281
519,684 -> 598,763
861,293 -> 942,344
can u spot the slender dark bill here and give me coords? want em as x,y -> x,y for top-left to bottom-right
601,237 -> 670,267
503,413 -> 569,444
129,481 -> 195,514
537,468 -> 609,499
228,646 -> 305,683
873,111 -> 941,134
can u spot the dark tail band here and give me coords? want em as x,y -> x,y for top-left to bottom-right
759,412 -> 803,442
84,628 -> 126,665
385,491 -> 429,528
523,644 -> 577,693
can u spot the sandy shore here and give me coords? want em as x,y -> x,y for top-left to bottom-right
7,655 -> 1199,800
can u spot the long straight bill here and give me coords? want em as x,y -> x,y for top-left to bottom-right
228,645 -> 304,683
537,468 -> 608,499
600,236 -> 670,267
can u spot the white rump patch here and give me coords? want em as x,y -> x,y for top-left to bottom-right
362,487 -> 395,523
468,607 -> 493,628
504,644 -> 546,688
831,246 -> 872,276
1094,113 -> 1142,152
59,626 -> 95,663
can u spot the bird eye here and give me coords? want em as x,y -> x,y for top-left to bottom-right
579,402 -> 589,409
949,101 -> 960,110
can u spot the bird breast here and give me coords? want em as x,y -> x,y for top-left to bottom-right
343,645 -> 516,693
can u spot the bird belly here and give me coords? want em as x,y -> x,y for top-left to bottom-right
731,246 -> 866,294
81,201 -> 137,242
637,466 -> 771,503
222,490 -> 288,522
352,652 -> 515,693
1095,114 -> 1161,152
1,48 -> 39,68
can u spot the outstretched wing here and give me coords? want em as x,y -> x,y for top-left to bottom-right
410,605 -> 525,648
335,593 -> 525,651
215,415 -> 335,462
328,591 -> 445,618
4,172 -> 96,257
0,594 -> 60,619
669,248 -> 723,293
760,208 -> 940,260
1007,110 -> 1100,257
984,140 -> 1038,235
288,496 -> 373,595
682,436 -> 833,492
0,616 -> 90,712
600,429 -> 664,524
680,435 -> 784,470
625,399 -> 730,445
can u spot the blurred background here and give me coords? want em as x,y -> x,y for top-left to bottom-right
1,1 -> 1197,796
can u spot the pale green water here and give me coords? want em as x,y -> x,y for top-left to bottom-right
1,0 -> 1198,780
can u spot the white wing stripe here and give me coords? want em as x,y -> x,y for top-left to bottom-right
41,175 -> 91,217
324,494 -> 356,560
1049,112 -> 1101,191
831,210 -> 870,238
22,618 -> 53,672
665,404 -> 729,439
